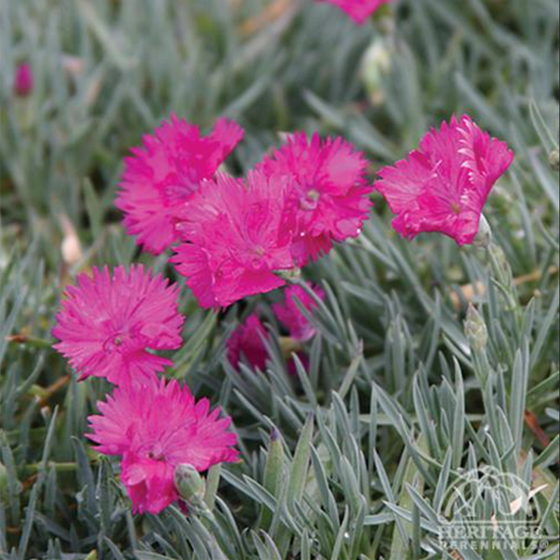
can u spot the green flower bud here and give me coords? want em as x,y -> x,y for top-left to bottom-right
549,150 -> 560,171
274,267 -> 301,282
362,38 -> 392,106
464,304 -> 488,354
473,214 -> 492,249
174,464 -> 206,503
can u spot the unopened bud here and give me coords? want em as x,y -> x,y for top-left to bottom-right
13,63 -> 33,97
549,150 -> 560,171
473,214 -> 492,249
362,38 -> 392,106
274,268 -> 301,282
464,304 -> 488,354
174,464 -> 206,503
278,336 -> 303,358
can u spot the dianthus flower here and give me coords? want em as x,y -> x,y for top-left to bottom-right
53,265 -> 184,386
172,171 -> 296,309
227,314 -> 269,371
88,378 -> 238,514
116,116 -> 244,255
374,115 -> 514,246
273,283 -> 325,342
318,0 -> 392,25
258,133 -> 373,265
14,63 -> 34,97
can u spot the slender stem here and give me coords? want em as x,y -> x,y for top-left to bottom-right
22,462 -> 79,475
6,334 -> 52,349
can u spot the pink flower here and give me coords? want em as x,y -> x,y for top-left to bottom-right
14,63 -> 33,97
258,133 -> 373,265
116,116 -> 244,255
172,171 -> 296,309
374,116 -> 514,246
227,314 -> 270,371
88,378 -> 238,514
273,283 -> 325,342
52,265 -> 185,386
318,0 -> 392,25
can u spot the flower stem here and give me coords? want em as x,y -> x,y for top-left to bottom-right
22,462 -> 78,475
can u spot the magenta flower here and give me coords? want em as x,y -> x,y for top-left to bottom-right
273,283 -> 325,342
258,133 -> 373,266
318,0 -> 392,25
374,116 -> 514,246
52,265 -> 185,386
116,116 -> 244,255
227,314 -> 270,371
14,63 -> 34,97
172,171 -> 297,309
88,378 -> 238,514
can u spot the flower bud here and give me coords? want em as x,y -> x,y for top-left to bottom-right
362,38 -> 392,106
13,63 -> 34,97
278,336 -> 303,358
549,150 -> 560,172
464,304 -> 488,354
274,267 -> 301,282
473,214 -> 492,249
174,464 -> 206,503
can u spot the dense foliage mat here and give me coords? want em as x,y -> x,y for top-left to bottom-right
0,0 -> 559,558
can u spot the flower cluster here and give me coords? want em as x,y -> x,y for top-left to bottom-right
318,0 -> 392,25
53,265 -> 237,514
53,110 -> 513,518
116,118 -> 372,309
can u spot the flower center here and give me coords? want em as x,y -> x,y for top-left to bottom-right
147,450 -> 165,462
300,189 -> 320,211
451,202 -> 461,215
102,332 -> 128,353
250,247 -> 266,269
101,324 -> 138,354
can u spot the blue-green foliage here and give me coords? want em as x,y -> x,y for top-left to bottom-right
0,0 -> 558,558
